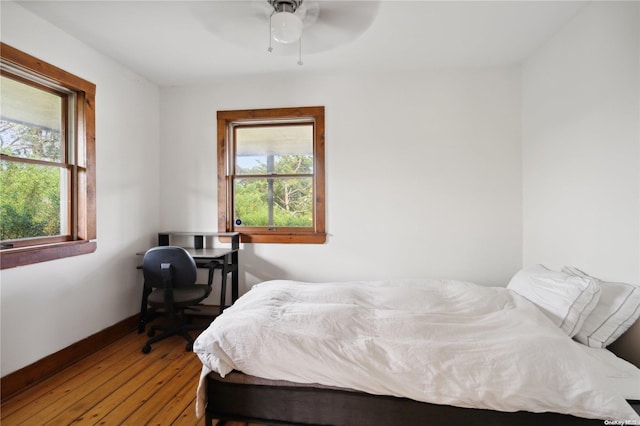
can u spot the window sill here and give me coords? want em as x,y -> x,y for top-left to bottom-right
239,232 -> 326,244
0,240 -> 97,269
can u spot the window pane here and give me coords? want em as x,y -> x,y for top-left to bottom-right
234,176 -> 313,227
0,160 -> 67,239
0,75 -> 63,162
236,125 -> 312,175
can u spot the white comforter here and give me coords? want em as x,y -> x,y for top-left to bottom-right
193,279 -> 640,420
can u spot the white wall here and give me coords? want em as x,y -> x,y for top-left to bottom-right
160,67 -> 523,303
0,2 -> 161,376
522,1 -> 640,284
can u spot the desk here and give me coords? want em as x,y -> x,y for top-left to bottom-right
137,232 -> 240,333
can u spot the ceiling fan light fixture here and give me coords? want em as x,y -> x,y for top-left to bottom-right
269,0 -> 303,44
271,10 -> 303,44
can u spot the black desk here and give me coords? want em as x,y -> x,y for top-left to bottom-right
137,232 -> 240,333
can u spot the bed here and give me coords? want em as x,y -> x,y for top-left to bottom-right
193,265 -> 640,425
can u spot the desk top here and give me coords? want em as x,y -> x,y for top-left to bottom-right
158,231 -> 240,237
137,247 -> 237,259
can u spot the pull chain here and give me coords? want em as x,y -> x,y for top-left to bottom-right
268,12 -> 274,53
298,36 -> 303,66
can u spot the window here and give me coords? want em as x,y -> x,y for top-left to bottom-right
0,43 -> 96,268
218,106 -> 325,243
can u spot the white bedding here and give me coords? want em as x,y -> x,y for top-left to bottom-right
193,279 -> 640,420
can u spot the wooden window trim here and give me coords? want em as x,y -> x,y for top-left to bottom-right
0,43 -> 96,269
217,106 -> 326,244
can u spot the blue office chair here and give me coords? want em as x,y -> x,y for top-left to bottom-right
141,246 -> 211,353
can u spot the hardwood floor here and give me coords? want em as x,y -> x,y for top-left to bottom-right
1,329 -> 261,426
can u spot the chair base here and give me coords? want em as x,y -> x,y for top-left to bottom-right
141,314 -> 207,353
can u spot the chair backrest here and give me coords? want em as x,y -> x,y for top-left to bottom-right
143,246 -> 197,289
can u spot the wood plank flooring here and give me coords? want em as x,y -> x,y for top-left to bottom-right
1,329 -> 262,426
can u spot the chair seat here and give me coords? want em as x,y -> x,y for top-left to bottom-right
147,284 -> 211,308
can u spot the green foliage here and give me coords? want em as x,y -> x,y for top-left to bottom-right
0,120 -> 62,240
0,158 -> 62,239
235,154 -> 313,227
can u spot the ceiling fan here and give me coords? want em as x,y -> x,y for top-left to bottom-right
197,1 -> 380,62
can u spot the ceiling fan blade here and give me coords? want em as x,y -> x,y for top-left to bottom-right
193,1 -> 380,56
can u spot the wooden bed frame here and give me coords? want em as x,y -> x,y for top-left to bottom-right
203,314 -> 640,426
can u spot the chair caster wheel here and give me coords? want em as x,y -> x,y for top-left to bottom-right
142,345 -> 151,354
185,342 -> 193,351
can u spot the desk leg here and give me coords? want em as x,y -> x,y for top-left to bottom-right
231,251 -> 239,303
219,256 -> 228,315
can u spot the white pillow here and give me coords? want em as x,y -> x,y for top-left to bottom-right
507,264 -> 601,336
562,266 -> 640,348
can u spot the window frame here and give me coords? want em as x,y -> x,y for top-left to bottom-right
218,106 -> 326,244
0,43 -> 96,269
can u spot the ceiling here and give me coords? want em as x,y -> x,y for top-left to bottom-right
15,1 -> 587,87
